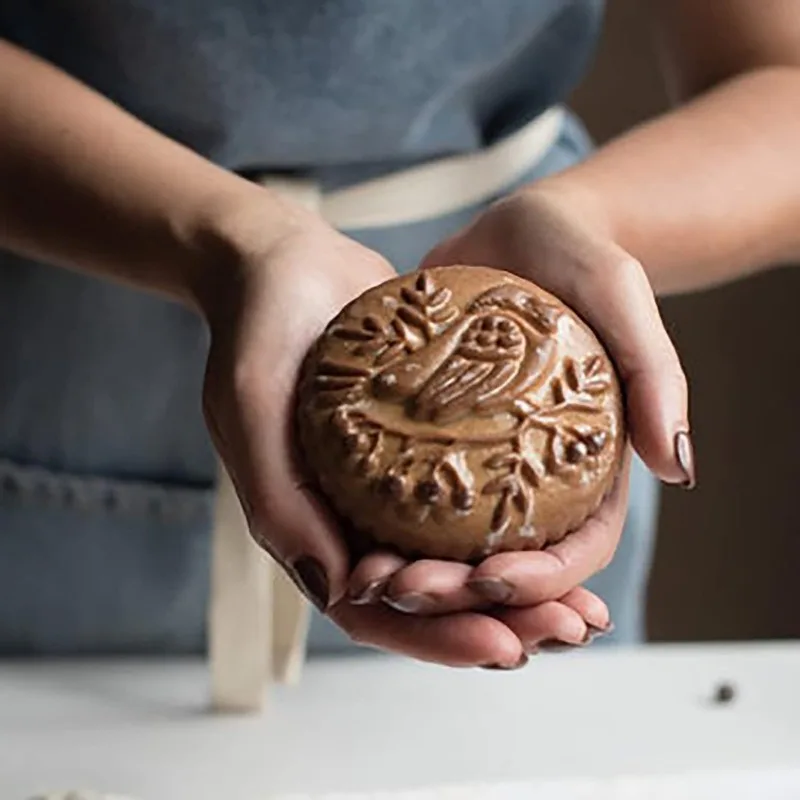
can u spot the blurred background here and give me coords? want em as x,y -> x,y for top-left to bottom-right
571,0 -> 800,643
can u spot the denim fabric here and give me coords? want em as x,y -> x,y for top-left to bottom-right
0,1 -> 602,174
0,111 -> 659,655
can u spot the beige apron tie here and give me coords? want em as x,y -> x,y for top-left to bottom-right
209,179 -> 320,713
208,106 -> 565,713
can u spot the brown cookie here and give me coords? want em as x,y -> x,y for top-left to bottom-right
296,265 -> 625,562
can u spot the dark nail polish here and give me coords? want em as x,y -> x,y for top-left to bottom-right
290,556 -> 330,612
536,623 -> 613,652
536,639 -> 578,654
674,431 -> 696,489
481,652 -> 529,671
467,577 -> 515,604
383,592 -> 435,614
583,621 -> 614,644
348,578 -> 388,606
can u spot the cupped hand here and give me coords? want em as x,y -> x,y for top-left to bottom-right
397,182 -> 695,614
198,200 -> 607,668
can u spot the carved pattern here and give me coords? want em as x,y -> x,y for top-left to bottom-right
312,271 -> 616,552
329,271 -> 459,366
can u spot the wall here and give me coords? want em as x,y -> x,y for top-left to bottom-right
569,0 -> 800,641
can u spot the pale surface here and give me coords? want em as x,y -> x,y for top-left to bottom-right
3,643 -> 800,799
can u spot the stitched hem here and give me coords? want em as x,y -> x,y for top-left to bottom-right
0,457 -> 212,521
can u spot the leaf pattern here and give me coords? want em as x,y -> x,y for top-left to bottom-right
564,358 -> 581,391
374,341 -> 407,366
583,377 -> 612,395
490,489 -> 513,536
396,305 -> 429,331
520,457 -> 541,488
429,287 -> 453,309
512,482 -> 531,514
363,316 -> 384,333
317,360 -> 371,378
417,270 -> 434,296
551,377 -> 566,404
330,326 -> 374,342
483,453 -> 518,470
482,474 -> 517,495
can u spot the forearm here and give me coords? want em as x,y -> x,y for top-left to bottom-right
0,40 -> 290,310
543,67 -> 800,295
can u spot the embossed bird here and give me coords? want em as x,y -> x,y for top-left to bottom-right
372,285 -> 563,425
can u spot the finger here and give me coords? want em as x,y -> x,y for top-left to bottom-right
496,588 -> 610,651
348,551 -> 408,605
495,601 -> 589,651
561,248 -> 694,488
558,586 -> 611,630
496,589 -> 614,655
330,602 -> 526,669
468,449 -> 632,606
381,560 -> 484,616
423,218 -> 694,487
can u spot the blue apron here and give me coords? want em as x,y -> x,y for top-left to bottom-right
0,0 -> 658,655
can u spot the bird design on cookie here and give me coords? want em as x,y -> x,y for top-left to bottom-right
371,284 -> 563,425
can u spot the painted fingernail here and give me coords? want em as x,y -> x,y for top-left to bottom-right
481,653 -> 529,671
674,431 -> 696,489
383,592 -> 436,614
583,621 -> 614,644
290,556 -> 330,612
533,623 -> 614,653
467,577 -> 515,604
534,639 -> 578,654
348,578 -> 388,606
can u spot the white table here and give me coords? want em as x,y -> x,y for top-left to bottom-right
2,642 -> 800,799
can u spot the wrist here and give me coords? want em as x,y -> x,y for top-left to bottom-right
523,174 -> 616,242
179,183 -> 310,320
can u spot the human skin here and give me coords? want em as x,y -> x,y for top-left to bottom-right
0,0 -> 798,667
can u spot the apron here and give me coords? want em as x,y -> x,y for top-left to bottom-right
1,0 -> 625,669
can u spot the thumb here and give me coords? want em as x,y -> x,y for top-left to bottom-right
206,364 -> 352,613
564,249 -> 695,488
249,469 -> 352,613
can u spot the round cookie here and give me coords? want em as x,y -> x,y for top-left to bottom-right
297,265 -> 625,562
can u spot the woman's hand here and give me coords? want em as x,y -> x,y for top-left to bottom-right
400,182 -> 695,611
198,200 -> 612,667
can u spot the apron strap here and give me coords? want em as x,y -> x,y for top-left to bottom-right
208,461 -> 274,712
208,180 -> 321,713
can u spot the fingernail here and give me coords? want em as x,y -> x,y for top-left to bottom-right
348,578 -> 388,606
534,639 -> 578,654
674,431 -> 696,489
290,556 -> 330,612
383,592 -> 435,614
467,577 -> 515,604
481,653 -> 529,671
583,621 -> 614,644
534,623 -> 614,653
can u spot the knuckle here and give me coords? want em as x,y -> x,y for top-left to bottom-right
610,252 -> 645,280
519,579 -> 554,606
